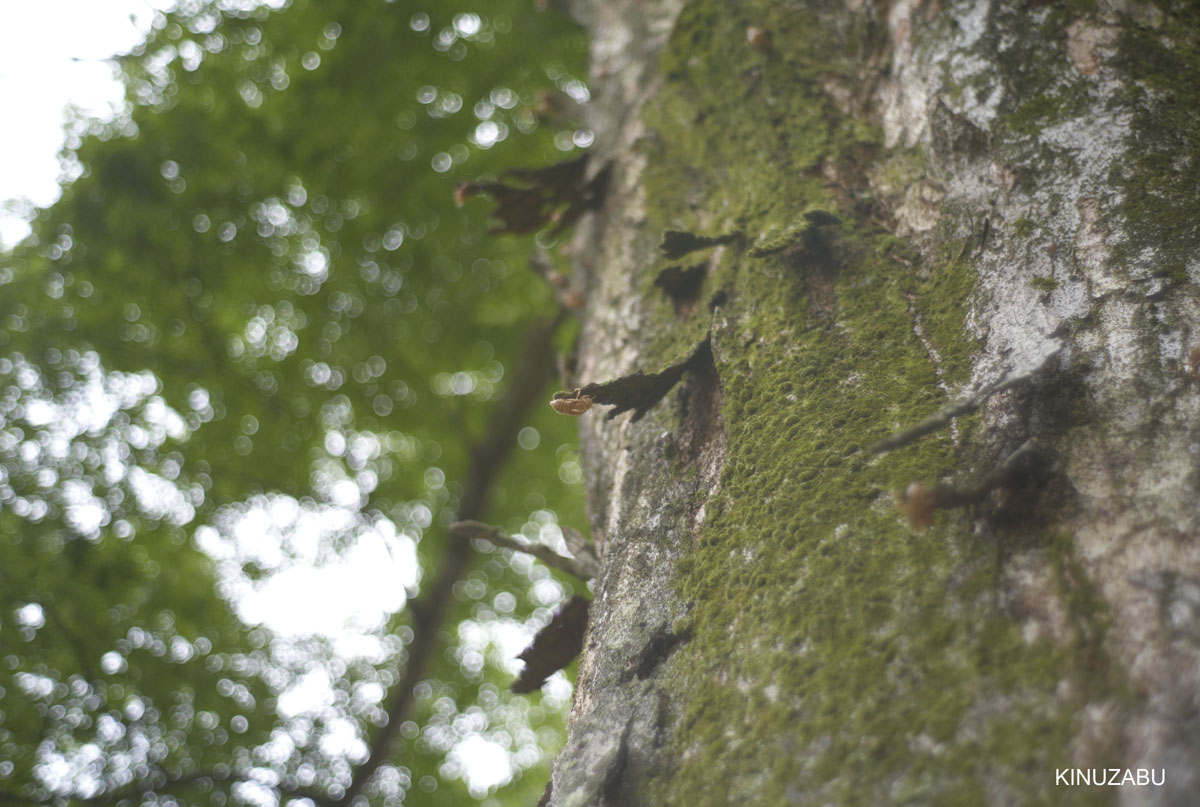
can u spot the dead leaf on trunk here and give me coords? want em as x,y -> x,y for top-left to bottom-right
556,339 -> 711,422
748,209 -> 840,257
653,263 -> 707,317
511,595 -> 591,694
658,229 -> 738,260
455,155 -> 609,238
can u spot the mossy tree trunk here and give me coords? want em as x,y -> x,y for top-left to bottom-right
549,1 -> 1200,805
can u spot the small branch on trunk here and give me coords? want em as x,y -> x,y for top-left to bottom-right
870,350 -> 1060,455
900,439 -> 1045,529
451,519 -> 600,580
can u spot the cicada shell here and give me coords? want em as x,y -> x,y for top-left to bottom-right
550,389 -> 594,416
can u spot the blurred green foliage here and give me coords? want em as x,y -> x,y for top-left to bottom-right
0,0 -> 589,804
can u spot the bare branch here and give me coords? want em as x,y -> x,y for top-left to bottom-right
451,520 -> 599,580
562,524 -> 601,568
900,439 -> 1045,529
327,313 -> 564,807
870,350 -> 1060,454
870,380 -> 1003,454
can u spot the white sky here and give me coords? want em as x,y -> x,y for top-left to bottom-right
0,0 -> 174,247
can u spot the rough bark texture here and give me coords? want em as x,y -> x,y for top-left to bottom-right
550,1 -> 1200,805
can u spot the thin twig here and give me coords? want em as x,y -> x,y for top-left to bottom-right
451,520 -> 599,580
561,524 -> 601,569
870,352 -> 1059,455
900,439 -> 1044,529
964,438 -> 1042,498
870,379 -> 1002,454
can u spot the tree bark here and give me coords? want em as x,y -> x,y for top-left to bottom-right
551,1 -> 1200,805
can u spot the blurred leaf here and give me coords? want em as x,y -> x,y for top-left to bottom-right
0,1 -> 589,805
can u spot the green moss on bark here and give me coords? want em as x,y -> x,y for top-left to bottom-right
1113,2 -> 1200,280
614,1 -> 1131,804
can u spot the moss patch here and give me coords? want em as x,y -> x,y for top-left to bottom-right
621,1 -> 1129,804
1113,3 -> 1200,280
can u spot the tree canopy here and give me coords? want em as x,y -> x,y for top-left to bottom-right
0,1 -> 592,804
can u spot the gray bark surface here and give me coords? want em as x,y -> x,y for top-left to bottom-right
549,2 -> 1200,805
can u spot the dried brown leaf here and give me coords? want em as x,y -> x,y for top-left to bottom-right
511,595 -> 591,694
658,229 -> 738,261
653,263 -> 707,317
456,156 -> 608,237
566,339 -> 710,422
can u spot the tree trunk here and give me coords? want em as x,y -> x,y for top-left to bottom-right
548,1 -> 1200,805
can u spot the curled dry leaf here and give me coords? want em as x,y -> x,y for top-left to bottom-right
555,339 -> 712,422
658,229 -> 738,260
455,155 -> 609,238
511,595 -> 591,694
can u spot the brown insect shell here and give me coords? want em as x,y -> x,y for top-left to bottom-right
901,482 -> 935,531
746,26 -> 773,53
550,393 -> 594,416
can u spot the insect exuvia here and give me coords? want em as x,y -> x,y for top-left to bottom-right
550,388 -> 594,416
